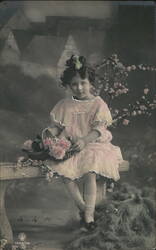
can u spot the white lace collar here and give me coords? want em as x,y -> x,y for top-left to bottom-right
72,96 -> 98,102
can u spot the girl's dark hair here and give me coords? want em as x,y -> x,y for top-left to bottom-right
60,55 -> 96,87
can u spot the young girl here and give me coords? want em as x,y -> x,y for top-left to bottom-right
46,55 -> 124,231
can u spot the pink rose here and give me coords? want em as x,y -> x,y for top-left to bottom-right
43,138 -> 55,148
49,145 -> 65,159
56,137 -> 71,150
22,140 -> 33,151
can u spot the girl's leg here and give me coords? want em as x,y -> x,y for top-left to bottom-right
84,172 -> 97,223
63,177 -> 85,212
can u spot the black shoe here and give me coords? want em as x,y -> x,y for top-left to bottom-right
80,221 -> 97,232
86,221 -> 97,231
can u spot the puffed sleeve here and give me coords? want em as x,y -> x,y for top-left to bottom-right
91,100 -> 113,140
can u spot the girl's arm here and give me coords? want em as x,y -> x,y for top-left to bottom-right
83,130 -> 100,144
71,130 -> 100,152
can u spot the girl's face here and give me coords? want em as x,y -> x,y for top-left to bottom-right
69,75 -> 92,100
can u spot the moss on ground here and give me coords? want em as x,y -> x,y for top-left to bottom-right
65,183 -> 156,250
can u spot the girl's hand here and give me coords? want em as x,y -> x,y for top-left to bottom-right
71,138 -> 86,152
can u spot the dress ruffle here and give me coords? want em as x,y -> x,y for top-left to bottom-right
47,142 -> 123,181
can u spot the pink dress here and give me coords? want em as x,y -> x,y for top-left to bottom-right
47,96 -> 124,181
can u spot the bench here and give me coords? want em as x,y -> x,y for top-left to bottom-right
0,161 -> 129,243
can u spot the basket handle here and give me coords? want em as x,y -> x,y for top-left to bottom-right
41,128 -> 49,141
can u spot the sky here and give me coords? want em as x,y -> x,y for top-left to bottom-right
1,1 -> 116,22
22,1 -> 116,22
2,0 -> 154,23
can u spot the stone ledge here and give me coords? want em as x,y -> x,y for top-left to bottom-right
0,160 -> 129,181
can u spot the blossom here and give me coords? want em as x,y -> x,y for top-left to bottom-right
149,103 -> 156,109
132,111 -> 137,116
111,54 -> 118,60
115,89 -> 122,95
17,156 -> 27,166
114,82 -> 119,88
122,119 -> 130,125
114,109 -> 119,114
138,64 -> 142,69
0,239 -> 8,248
116,62 -> 124,69
131,65 -> 136,70
32,160 -> 40,166
144,88 -> 149,95
46,171 -> 54,182
109,88 -> 115,93
18,232 -> 27,241
127,66 -> 132,71
22,140 -> 33,151
140,105 -> 147,111
122,88 -> 129,93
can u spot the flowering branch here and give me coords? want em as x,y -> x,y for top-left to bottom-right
94,54 -> 156,127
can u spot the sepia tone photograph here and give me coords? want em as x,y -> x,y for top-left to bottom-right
0,1 -> 155,250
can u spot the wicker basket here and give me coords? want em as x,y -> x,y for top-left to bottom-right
23,149 -> 76,162
22,128 -> 76,162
